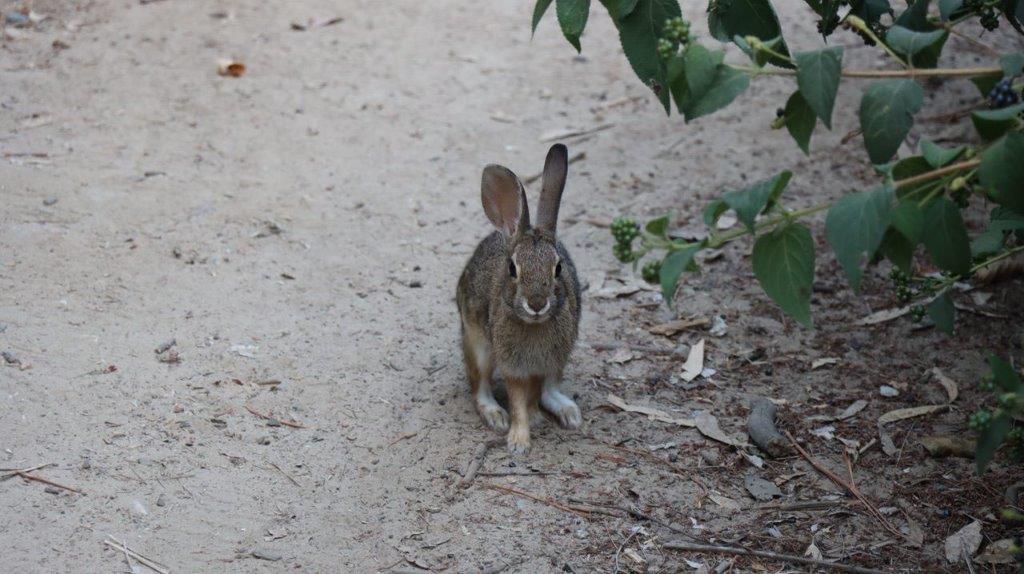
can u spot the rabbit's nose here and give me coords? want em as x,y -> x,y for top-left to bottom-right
526,298 -> 550,315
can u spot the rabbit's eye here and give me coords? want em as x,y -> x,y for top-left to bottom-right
554,262 -> 562,277
508,259 -> 517,278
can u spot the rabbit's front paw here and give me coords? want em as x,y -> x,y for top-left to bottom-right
542,388 -> 581,429
506,429 -> 531,458
477,402 -> 509,433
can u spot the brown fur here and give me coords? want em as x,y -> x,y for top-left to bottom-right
456,144 -> 581,456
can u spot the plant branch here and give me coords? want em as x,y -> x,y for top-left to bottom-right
845,16 -> 908,68
731,64 -> 1002,79
894,159 -> 981,190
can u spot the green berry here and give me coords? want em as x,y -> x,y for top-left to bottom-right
613,243 -> 636,263
979,375 -> 995,393
910,305 -> 926,322
969,409 -> 992,430
895,284 -> 913,302
998,392 -> 1019,410
656,38 -> 676,60
641,260 -> 662,284
610,217 -> 640,247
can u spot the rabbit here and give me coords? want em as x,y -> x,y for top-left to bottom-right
456,144 -> 582,456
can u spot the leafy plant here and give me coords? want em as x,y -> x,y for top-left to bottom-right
534,0 -> 1024,334
970,355 -> 1023,472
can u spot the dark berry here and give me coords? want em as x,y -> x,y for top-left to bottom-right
641,259 -> 662,284
980,8 -> 999,31
988,78 -> 1020,109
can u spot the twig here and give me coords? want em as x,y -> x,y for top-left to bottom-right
523,151 -> 586,185
786,432 -> 904,541
11,471 -> 83,494
539,123 -> 614,143
1,462 -> 53,475
267,462 -> 302,487
103,537 -> 170,574
480,483 -> 590,518
562,216 -> 610,228
589,342 -> 685,356
460,440 -> 500,487
244,405 -> 306,429
388,431 -> 418,446
663,541 -> 890,574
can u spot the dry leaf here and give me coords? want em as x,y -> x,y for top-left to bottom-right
856,305 -> 911,325
878,404 -> 947,425
709,315 -> 727,337
944,520 -> 982,563
649,317 -> 709,336
811,357 -> 839,370
808,399 -> 868,422
905,513 -> 924,547
811,425 -> 836,440
708,494 -> 742,511
744,474 -> 782,501
975,539 -> 1018,565
879,425 -> 898,456
608,349 -> 636,364
975,254 -> 1024,285
929,367 -> 959,403
681,339 -> 705,382
217,59 -> 246,77
695,411 -> 747,447
920,435 -> 975,458
716,213 -> 738,230
804,540 -> 823,561
606,393 -> 695,427
591,277 -> 654,299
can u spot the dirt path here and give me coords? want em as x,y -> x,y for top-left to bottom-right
2,1 -> 1022,572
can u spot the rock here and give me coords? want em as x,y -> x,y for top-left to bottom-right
699,449 -> 720,465
251,547 -> 282,561
42,197 -> 58,206
44,486 -> 61,495
257,435 -> 272,445
879,385 -> 900,397
944,520 -> 983,563
156,494 -> 166,507
744,474 -> 783,501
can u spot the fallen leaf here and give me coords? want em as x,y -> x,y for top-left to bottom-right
623,548 -> 645,564
811,425 -> 836,440
591,277 -> 654,299
880,384 -> 900,397
879,425 -> 897,456
744,474 -> 782,501
649,317 -> 709,336
708,494 -> 742,511
879,404 -> 947,425
681,339 -> 705,382
804,540 -> 823,561
905,513 -> 924,547
217,58 -> 246,77
606,393 -> 694,427
811,357 -> 839,370
695,411 -> 747,447
929,367 -> 959,403
975,539 -> 1018,565
608,348 -> 636,364
808,399 -> 868,422
920,435 -> 975,458
856,305 -> 911,325
944,520 -> 983,564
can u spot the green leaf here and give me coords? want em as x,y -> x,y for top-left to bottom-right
753,223 -> 815,326
892,155 -> 932,198
783,91 -> 816,154
826,185 -> 894,292
990,354 -> 1023,393
890,200 -> 925,243
976,410 -> 1012,473
793,47 -> 842,129
1001,51 -> 1024,78
921,197 -> 971,275
920,138 -> 963,168
532,0 -> 555,35
850,0 -> 893,24
878,229 -> 915,272
734,34 -> 783,67
894,0 -> 933,31
971,75 -> 1000,99
971,227 -> 1006,257
971,103 -> 1024,142
704,171 -> 793,233
1000,0 -> 1024,34
660,244 -> 701,303
938,0 -> 963,19
979,133 -> 1024,216
614,0 -> 682,113
556,0 -> 590,52
602,0 -> 640,18
670,43 -> 749,121
707,0 -> 792,68
884,25 -> 947,68
927,291 -> 955,334
645,215 -> 670,237
859,79 -> 924,164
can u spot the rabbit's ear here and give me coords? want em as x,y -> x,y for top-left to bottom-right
535,144 -> 568,234
481,165 -> 530,237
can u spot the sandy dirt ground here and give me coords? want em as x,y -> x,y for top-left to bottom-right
2,0 -> 1023,572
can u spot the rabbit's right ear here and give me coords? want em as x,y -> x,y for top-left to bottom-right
481,165 -> 530,237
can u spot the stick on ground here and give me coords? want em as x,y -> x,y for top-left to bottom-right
104,537 -> 170,574
663,541 -> 890,574
480,483 -> 590,518
460,439 -> 500,487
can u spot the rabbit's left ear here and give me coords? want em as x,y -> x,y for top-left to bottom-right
481,165 -> 530,237
535,144 -> 568,234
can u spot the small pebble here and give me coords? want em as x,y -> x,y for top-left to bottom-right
258,435 -> 272,445
44,486 -> 61,495
880,385 -> 900,397
156,494 -> 166,507
43,197 -> 58,206
4,11 -> 29,26
251,548 -> 282,561
409,280 -> 423,288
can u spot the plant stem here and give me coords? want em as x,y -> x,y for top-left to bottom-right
731,64 -> 1002,79
845,16 -> 909,68
894,159 -> 981,190
970,243 -> 1024,274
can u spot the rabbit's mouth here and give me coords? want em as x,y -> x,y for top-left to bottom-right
517,299 -> 553,323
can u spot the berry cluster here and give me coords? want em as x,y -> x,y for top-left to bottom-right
611,217 -> 639,262
988,78 -> 1020,109
889,268 -> 913,302
980,8 -> 999,30
909,305 -> 926,322
657,17 -> 692,59
969,408 -> 993,430
641,259 -> 662,284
